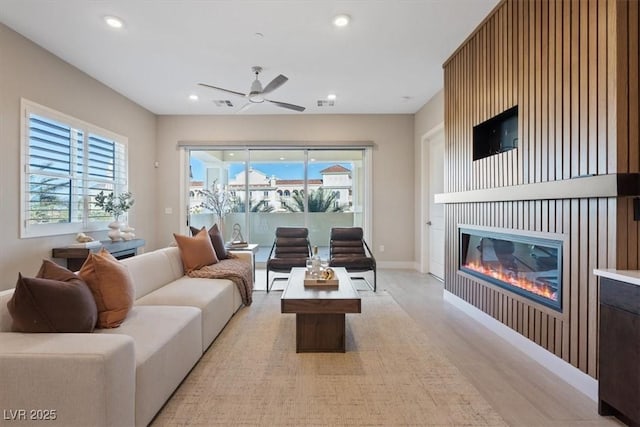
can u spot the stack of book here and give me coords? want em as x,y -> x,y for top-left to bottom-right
227,241 -> 249,249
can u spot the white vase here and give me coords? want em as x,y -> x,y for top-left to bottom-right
121,225 -> 135,241
108,220 -> 122,241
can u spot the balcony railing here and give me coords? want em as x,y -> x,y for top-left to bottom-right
190,212 -> 358,248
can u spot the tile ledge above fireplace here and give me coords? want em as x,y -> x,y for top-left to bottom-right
594,269 -> 640,288
435,173 -> 640,204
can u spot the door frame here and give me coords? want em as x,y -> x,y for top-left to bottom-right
419,122 -> 444,274
181,146 -> 373,244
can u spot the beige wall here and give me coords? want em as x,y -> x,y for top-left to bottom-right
156,114 -> 415,266
0,21 -> 420,290
0,24 -> 157,290
414,90 -> 444,139
413,90 -> 444,268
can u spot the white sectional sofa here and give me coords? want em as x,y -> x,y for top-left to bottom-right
0,246 -> 250,427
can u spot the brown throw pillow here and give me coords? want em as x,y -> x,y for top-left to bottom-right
78,248 -> 134,328
7,260 -> 98,333
190,223 -> 228,260
175,228 -> 219,273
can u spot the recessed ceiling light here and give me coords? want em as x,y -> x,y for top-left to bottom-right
188,94 -> 199,101
333,14 -> 351,27
229,153 -> 235,156
279,157 -> 285,160
104,16 -> 124,29
327,93 -> 337,101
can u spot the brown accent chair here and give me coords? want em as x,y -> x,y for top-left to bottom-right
329,227 -> 376,291
266,227 -> 312,292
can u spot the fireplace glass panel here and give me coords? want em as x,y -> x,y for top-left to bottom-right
459,228 -> 562,311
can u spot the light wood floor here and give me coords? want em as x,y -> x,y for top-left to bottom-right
258,268 -> 622,426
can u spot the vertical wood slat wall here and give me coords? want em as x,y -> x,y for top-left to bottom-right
617,1 -> 640,270
442,0 -> 639,378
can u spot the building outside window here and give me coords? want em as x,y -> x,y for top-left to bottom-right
187,148 -> 368,248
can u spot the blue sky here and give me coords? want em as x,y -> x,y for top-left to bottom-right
190,159 -> 351,181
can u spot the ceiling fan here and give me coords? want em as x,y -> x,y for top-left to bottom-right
199,66 -> 305,112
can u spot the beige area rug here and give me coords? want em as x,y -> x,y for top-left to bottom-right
152,292 -> 507,426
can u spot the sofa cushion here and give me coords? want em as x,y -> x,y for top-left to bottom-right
190,223 -> 229,260
95,305 -> 202,426
79,249 -> 134,328
7,260 -> 98,333
0,332 -> 136,427
120,248 -> 183,300
0,289 -> 14,332
158,246 -> 186,278
136,276 -> 238,351
174,228 -> 218,273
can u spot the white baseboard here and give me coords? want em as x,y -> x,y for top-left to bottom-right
377,261 -> 416,269
443,290 -> 598,402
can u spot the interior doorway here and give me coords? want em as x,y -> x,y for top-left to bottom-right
420,125 -> 445,279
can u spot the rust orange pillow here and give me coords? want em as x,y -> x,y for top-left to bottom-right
7,260 -> 98,333
189,223 -> 229,260
78,248 -> 134,328
174,228 -> 218,273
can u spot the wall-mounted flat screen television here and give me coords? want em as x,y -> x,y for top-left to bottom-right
473,105 -> 518,161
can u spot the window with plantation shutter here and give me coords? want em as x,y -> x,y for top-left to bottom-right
21,100 -> 128,238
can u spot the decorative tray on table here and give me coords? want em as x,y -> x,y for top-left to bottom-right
303,268 -> 339,288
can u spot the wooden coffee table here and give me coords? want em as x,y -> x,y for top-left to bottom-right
281,267 -> 361,353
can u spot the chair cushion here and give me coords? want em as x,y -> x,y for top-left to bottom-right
275,227 -> 308,238
331,243 -> 366,256
275,245 -> 310,256
267,257 -> 308,271
268,227 -> 311,274
275,237 -> 310,247
330,256 -> 375,271
330,227 -> 364,240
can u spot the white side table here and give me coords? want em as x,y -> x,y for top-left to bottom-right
227,243 -> 259,282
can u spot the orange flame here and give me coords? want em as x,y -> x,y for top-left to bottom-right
463,261 -> 558,301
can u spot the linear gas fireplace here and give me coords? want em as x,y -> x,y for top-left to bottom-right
459,226 -> 563,311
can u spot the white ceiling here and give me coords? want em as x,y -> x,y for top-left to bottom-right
0,0 -> 499,115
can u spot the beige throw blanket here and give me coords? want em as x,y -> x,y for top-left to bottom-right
187,254 -> 253,306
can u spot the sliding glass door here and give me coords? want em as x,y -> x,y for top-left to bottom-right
246,149 -> 306,246
189,150 -> 244,242
188,147 -> 368,253
305,149 -> 363,247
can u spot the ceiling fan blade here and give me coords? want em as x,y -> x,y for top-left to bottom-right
198,83 -> 246,98
266,99 -> 306,112
237,103 -> 252,113
261,74 -> 288,95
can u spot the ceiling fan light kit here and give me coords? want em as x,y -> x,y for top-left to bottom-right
199,65 -> 305,112
249,67 -> 265,103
